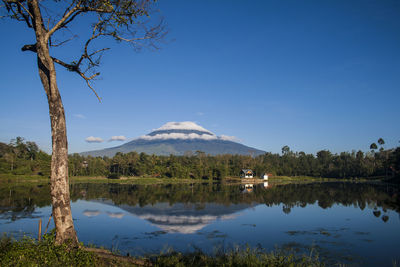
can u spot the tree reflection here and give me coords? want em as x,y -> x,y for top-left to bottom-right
382,215 -> 389,222
0,182 -> 399,220
373,210 -> 381,217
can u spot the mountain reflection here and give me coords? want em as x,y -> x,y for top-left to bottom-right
1,182 -> 399,224
117,202 -> 248,233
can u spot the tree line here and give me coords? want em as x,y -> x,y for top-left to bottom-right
1,137 -> 399,180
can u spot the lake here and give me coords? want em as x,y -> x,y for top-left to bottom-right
1,181 -> 399,266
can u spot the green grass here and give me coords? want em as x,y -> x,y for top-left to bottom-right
0,233 -> 96,267
0,174 -> 210,185
153,246 -> 324,267
0,233 -> 324,267
0,174 -> 50,186
70,176 -> 209,185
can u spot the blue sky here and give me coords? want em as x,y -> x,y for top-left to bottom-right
0,0 -> 399,154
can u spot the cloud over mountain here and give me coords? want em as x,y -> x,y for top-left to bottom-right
139,133 -> 217,141
138,121 -> 235,141
154,121 -> 212,133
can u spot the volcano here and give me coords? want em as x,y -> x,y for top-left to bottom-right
81,121 -> 265,157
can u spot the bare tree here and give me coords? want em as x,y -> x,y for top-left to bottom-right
1,0 -> 166,245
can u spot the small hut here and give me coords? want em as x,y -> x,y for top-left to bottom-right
240,169 -> 254,178
260,173 -> 268,180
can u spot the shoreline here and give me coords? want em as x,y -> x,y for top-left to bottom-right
0,173 -> 385,186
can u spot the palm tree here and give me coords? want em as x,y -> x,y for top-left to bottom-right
378,138 -> 385,152
370,143 -> 378,153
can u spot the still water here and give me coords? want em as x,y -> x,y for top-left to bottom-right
1,181 -> 399,266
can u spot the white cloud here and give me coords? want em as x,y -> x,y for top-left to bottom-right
220,135 -> 239,142
106,212 -> 125,219
138,133 -> 240,142
109,135 -> 127,142
154,121 -> 213,134
196,112 -> 204,116
85,136 -> 104,143
73,114 -> 86,119
136,122 -> 241,142
83,210 -> 101,217
139,132 -> 218,141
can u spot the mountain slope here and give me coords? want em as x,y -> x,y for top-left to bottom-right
81,122 -> 265,157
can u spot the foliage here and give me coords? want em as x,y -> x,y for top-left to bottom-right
64,146 -> 399,180
107,173 -> 121,179
1,137 -> 399,181
0,232 -> 96,267
0,138 -> 50,176
0,234 -> 323,267
153,246 -> 323,267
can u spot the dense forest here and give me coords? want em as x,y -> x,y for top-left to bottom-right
0,137 -> 399,180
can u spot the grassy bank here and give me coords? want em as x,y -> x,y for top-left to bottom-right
0,174 -> 211,185
0,173 -> 381,186
0,234 -> 323,267
223,175 -> 373,185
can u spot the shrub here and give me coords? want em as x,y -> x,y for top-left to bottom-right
107,173 -> 121,179
0,233 -> 96,267
153,246 -> 324,267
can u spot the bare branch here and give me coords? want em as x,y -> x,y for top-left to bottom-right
75,21 -> 105,68
60,1 -> 79,19
77,6 -> 114,13
21,43 -> 37,52
50,35 -> 78,47
51,56 -> 77,72
16,0 -> 33,27
6,0 -> 167,104
52,56 -> 101,102
45,1 -> 82,42
83,78 -> 102,102
57,10 -> 82,30
88,47 -> 110,57
2,0 -> 32,27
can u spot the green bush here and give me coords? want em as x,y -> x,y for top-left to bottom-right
107,173 -> 121,179
0,233 -> 96,267
0,234 -> 324,267
153,246 -> 323,267
12,166 -> 32,175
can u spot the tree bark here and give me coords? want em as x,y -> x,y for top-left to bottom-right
28,0 -> 78,246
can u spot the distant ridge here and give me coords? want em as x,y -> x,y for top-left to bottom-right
81,121 -> 265,157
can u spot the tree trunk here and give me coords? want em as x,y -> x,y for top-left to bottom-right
28,0 -> 78,246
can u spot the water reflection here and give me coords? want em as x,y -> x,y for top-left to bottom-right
239,184 -> 254,193
1,181 -> 400,266
106,211 -> 125,219
117,202 -> 247,233
83,209 -> 101,217
1,182 -> 399,223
